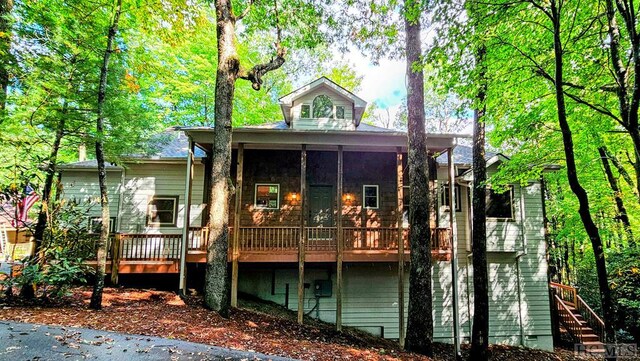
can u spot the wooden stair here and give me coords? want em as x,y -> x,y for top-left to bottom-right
564,304 -> 604,352
550,282 -> 606,353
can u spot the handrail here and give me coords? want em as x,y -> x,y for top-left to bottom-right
577,294 -> 605,342
555,294 -> 583,343
550,282 -> 577,307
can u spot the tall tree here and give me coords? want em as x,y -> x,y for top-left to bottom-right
545,0 -> 615,345
403,0 -> 434,355
205,0 -> 286,314
598,146 -> 634,245
90,0 -> 122,310
0,0 -> 12,114
470,41 -> 489,361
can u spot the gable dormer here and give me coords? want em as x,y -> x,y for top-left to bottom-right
279,77 -> 367,130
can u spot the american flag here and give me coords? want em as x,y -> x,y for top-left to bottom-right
14,185 -> 39,228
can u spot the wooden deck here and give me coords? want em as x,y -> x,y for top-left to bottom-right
99,227 -> 452,274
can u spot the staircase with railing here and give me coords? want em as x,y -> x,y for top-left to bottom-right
550,282 -> 605,352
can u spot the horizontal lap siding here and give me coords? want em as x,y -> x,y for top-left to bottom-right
291,87 -> 355,130
60,170 -> 122,221
519,182 -> 553,350
238,262 -> 457,340
119,163 -> 205,234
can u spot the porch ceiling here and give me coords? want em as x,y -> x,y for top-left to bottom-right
181,127 -> 459,153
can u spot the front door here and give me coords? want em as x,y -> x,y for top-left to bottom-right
308,185 -> 334,240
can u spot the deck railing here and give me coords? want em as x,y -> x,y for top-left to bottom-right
235,226 -> 451,252
550,282 -> 577,306
576,294 -> 605,342
554,294 -> 583,343
100,226 -> 451,260
550,282 -> 605,343
118,233 -> 182,260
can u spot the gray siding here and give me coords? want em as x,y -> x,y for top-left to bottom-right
291,87 -> 355,130
60,170 -> 122,228
119,162 -> 205,234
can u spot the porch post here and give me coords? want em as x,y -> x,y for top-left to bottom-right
298,144 -> 307,324
179,137 -> 194,295
396,147 -> 405,348
231,143 -> 244,307
336,145 -> 344,331
448,146 -> 461,356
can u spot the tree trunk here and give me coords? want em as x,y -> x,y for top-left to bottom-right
89,0 -> 122,310
604,0 -> 640,199
204,0 -> 286,315
0,0 -> 13,115
549,0 -> 615,346
403,0 -> 433,355
34,112 -> 67,248
470,41 -> 489,361
608,150 -> 639,203
598,146 -> 634,246
204,0 -> 237,316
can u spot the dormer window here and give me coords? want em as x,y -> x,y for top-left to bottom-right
313,95 -> 334,118
336,106 -> 345,119
301,104 -> 310,118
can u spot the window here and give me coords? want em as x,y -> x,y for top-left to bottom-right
441,184 -> 462,212
313,95 -> 334,118
255,184 -> 280,209
301,104 -> 311,118
363,185 -> 379,209
336,106 -> 345,119
147,196 -> 178,226
486,187 -> 514,219
88,217 -> 116,234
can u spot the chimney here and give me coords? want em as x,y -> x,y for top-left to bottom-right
78,143 -> 87,162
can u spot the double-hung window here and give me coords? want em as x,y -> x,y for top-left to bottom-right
363,185 -> 379,209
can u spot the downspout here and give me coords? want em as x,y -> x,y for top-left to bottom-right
516,183 -> 529,346
116,167 -> 126,232
179,137 -> 194,295
448,145 -> 462,359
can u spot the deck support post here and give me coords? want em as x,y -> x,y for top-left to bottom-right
396,147 -> 405,348
179,138 -> 194,295
336,146 -> 344,331
231,143 -> 244,308
448,145 -> 461,357
298,145 -> 307,325
110,233 -> 121,285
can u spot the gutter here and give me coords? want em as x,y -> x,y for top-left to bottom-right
516,183 -> 530,346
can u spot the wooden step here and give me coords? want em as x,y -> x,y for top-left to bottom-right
581,341 -> 605,353
580,333 -> 601,342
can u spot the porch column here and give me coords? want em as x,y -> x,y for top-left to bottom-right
179,137 -> 195,295
336,145 -> 344,331
298,145 -> 307,324
396,147 -> 405,348
231,143 -> 244,308
448,146 -> 461,356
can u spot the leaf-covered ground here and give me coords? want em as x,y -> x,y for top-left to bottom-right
0,287 -> 599,360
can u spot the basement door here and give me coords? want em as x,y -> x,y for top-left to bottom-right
308,185 -> 334,241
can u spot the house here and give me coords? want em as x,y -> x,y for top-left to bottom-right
58,77 -> 554,351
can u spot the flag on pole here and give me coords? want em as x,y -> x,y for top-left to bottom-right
14,184 -> 39,228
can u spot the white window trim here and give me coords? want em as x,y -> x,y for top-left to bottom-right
254,183 -> 280,210
88,217 -> 115,233
312,95 -> 335,119
300,104 -> 311,118
486,186 -> 515,220
147,196 -> 179,227
441,183 -> 462,212
363,184 -> 379,209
